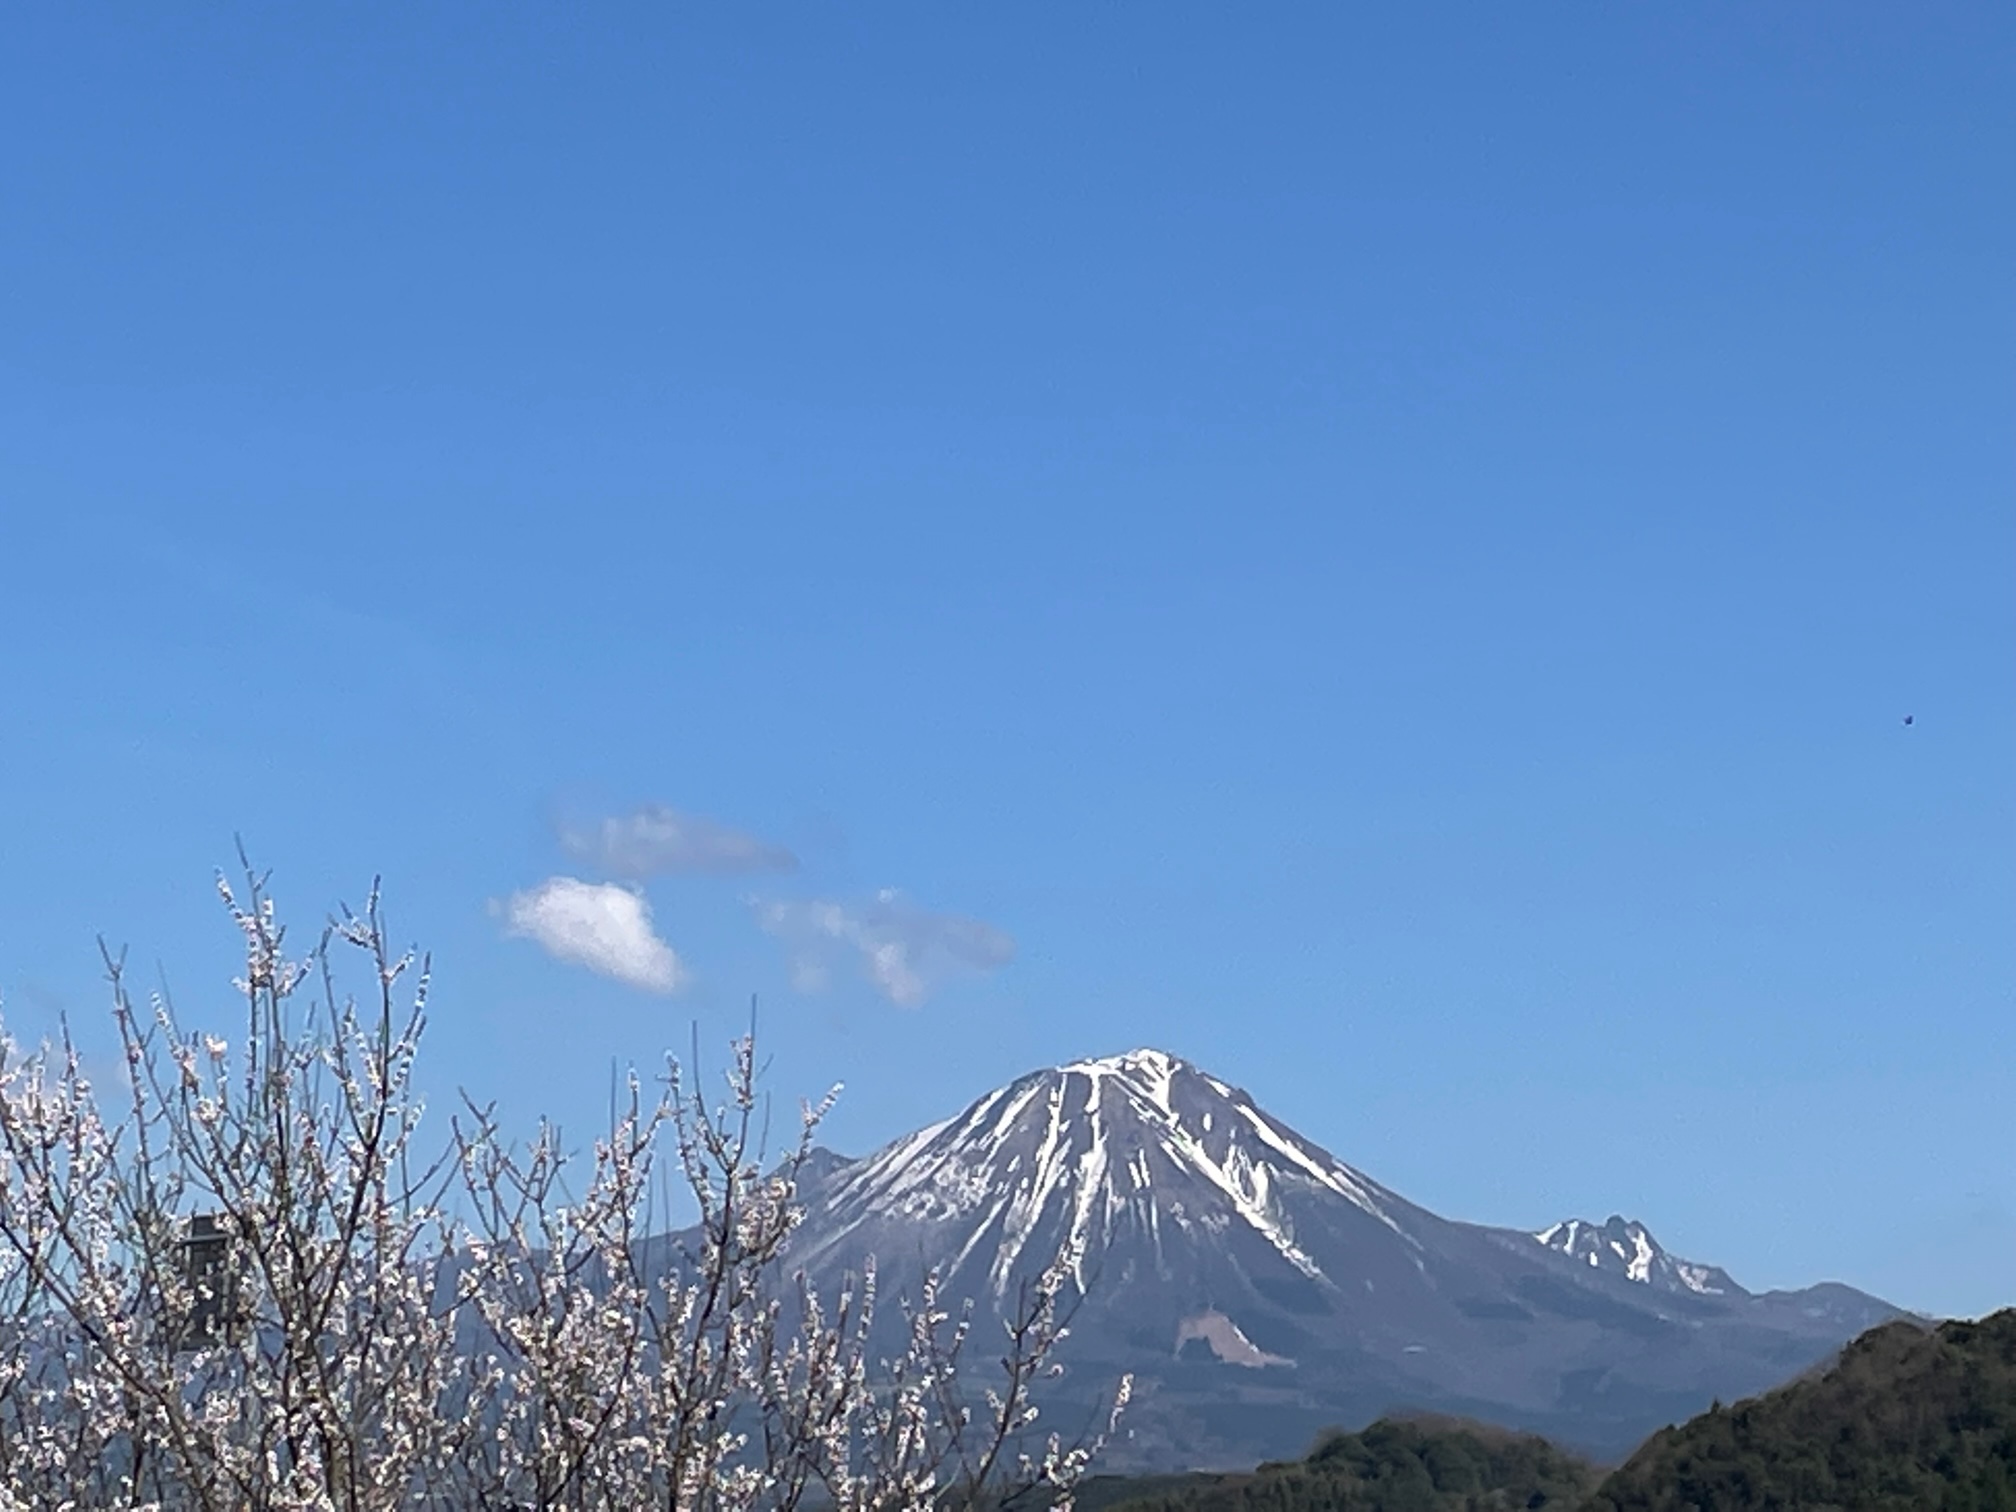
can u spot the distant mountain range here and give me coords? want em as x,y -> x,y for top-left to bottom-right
765,1049 -> 1907,1472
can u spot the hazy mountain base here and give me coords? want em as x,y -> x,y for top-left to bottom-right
1060,1310 -> 2016,1512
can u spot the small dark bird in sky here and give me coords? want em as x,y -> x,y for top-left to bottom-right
1903,714 -> 1915,726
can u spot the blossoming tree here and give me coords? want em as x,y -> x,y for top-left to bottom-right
0,861 -> 1127,1511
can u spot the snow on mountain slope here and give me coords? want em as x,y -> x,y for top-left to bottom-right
792,1048 -> 1427,1299
1532,1215 -> 1744,1297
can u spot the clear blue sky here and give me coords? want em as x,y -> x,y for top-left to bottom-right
2,7 -> 2010,1318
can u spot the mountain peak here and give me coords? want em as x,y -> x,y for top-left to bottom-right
1050,1048 -> 1199,1111
1534,1214 -> 1742,1296
1058,1046 -> 1190,1076
794,1044 -> 1416,1299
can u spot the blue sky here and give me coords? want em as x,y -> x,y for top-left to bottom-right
2,6 -> 2010,1318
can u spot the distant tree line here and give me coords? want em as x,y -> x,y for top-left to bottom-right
1057,1417 -> 1599,1512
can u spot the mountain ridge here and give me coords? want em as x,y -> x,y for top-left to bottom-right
1529,1216 -> 1743,1298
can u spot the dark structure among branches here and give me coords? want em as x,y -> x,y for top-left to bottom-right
170,1213 -> 244,1353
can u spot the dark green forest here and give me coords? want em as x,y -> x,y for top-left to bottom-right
1061,1310 -> 2016,1512
1061,1416 -> 1600,1512
1586,1311 -> 2016,1511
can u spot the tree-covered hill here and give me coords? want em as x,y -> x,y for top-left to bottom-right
1584,1310 -> 2016,1511
1058,1415 -> 1601,1512
1057,1310 -> 2016,1512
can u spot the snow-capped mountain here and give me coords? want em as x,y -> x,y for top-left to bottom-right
791,1047 -> 1429,1300
1532,1216 -> 1741,1297
753,1049 -> 1903,1473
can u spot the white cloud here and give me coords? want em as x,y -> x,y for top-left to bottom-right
750,889 -> 1014,1008
500,877 -> 686,994
559,804 -> 798,879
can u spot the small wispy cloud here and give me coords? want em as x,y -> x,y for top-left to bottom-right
499,877 -> 686,994
559,804 -> 798,879
749,889 -> 1014,1008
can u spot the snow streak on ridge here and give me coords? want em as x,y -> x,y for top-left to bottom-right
1533,1216 -> 1732,1296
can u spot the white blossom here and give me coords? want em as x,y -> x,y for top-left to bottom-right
0,860 -> 1126,1510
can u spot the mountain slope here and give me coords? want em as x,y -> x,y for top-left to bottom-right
774,1048 -> 1904,1473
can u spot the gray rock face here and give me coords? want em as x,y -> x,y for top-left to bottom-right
772,1048 -> 1905,1472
